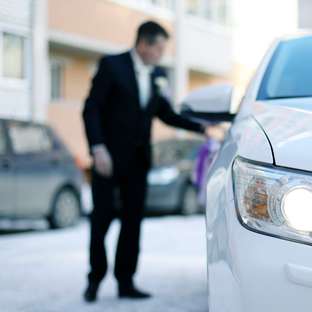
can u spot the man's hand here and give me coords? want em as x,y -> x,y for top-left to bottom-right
92,144 -> 113,177
204,122 -> 231,141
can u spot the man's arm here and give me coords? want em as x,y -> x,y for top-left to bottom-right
82,57 -> 114,177
82,57 -> 111,152
156,96 -> 205,134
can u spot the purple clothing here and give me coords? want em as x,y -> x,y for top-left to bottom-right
194,142 -> 210,188
193,139 -> 221,206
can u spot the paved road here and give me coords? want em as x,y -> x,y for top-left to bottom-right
0,216 -> 208,312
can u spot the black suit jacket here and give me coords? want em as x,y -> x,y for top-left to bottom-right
82,51 -> 203,175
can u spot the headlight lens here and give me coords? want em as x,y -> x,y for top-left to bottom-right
282,186 -> 312,232
233,157 -> 312,244
148,166 -> 179,185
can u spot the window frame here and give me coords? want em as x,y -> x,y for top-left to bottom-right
50,58 -> 65,103
0,23 -> 30,90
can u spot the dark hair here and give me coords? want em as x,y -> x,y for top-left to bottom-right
136,21 -> 169,46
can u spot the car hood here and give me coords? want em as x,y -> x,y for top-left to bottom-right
252,98 -> 312,172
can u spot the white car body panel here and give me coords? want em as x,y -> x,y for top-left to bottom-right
205,116 -> 274,312
253,100 -> 312,171
205,34 -> 312,312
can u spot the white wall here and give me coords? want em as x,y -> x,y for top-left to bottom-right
184,17 -> 233,76
232,0 -> 298,69
174,0 -> 233,102
0,0 -> 32,27
298,0 -> 312,29
0,0 -> 32,120
31,0 -> 49,122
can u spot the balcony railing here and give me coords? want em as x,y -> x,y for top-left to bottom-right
186,0 -> 232,26
109,0 -> 231,26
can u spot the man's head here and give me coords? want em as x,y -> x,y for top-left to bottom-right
135,21 -> 170,66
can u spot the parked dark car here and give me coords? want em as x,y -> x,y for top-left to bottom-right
0,119 -> 84,228
146,138 -> 204,215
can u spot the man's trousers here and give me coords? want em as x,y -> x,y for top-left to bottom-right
87,147 -> 148,285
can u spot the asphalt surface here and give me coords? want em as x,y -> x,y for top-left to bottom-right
0,216 -> 208,312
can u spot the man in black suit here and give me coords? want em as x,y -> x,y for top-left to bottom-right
82,21 -> 209,302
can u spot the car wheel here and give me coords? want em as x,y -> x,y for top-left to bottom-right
180,184 -> 199,215
48,187 -> 81,229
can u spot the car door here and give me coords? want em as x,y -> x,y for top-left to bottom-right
7,121 -> 55,218
0,120 -> 15,216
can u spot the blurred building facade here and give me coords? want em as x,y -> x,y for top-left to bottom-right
47,0 -> 233,167
0,0 -> 310,168
0,0 -> 48,121
298,0 -> 312,29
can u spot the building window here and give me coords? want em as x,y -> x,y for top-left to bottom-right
186,0 -> 231,25
149,0 -> 174,9
50,61 -> 64,101
2,33 -> 25,79
187,0 -> 200,14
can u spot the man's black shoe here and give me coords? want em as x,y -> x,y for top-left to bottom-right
84,282 -> 100,303
118,283 -> 152,299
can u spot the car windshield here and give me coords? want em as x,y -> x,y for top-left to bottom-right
258,36 -> 312,100
153,139 -> 203,167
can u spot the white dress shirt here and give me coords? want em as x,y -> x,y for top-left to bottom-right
130,49 -> 154,109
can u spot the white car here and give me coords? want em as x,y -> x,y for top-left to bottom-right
183,33 -> 312,311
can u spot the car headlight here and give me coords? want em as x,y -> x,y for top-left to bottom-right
148,166 -> 179,185
233,157 -> 312,245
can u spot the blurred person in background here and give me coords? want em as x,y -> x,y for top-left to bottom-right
82,20 -> 212,302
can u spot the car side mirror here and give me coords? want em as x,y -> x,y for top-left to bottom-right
181,84 -> 236,122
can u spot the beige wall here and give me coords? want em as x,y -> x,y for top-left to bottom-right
48,0 -> 174,55
49,50 -> 96,168
50,49 -> 97,102
63,56 -> 95,102
48,102 -> 88,168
